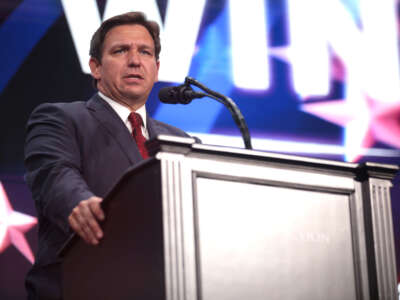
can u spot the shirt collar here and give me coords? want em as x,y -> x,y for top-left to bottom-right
98,92 -> 147,129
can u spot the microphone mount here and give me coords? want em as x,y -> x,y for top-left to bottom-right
172,81 -> 206,104
162,76 -> 253,150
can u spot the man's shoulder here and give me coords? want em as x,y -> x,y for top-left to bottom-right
30,95 -> 102,119
26,98 -> 100,132
32,100 -> 86,114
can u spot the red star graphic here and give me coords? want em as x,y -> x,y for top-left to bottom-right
270,45 -> 400,161
0,182 -> 37,263
301,94 -> 400,161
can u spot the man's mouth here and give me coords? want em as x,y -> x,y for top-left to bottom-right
124,74 -> 143,80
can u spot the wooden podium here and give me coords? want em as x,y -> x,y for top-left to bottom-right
61,135 -> 399,300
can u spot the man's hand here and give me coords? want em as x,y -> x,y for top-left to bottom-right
68,196 -> 105,245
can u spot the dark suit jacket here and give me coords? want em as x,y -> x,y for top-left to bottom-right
24,94 -> 191,300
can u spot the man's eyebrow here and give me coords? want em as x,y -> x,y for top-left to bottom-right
109,43 -> 130,50
109,42 -> 154,51
138,44 -> 154,50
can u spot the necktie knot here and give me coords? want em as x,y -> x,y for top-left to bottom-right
128,112 -> 143,129
128,112 -> 149,159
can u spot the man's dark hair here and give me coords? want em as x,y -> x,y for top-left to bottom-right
89,11 -> 161,62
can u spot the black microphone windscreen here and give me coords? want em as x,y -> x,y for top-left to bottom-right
158,86 -> 179,104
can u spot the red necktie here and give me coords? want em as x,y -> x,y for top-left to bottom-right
128,112 -> 149,159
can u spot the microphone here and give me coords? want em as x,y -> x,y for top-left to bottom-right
159,76 -> 253,149
158,84 -> 205,104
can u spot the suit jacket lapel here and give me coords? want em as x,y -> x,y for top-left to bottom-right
147,116 -> 158,139
147,115 -> 171,139
86,94 -> 143,164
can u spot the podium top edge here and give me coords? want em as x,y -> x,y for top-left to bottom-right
147,135 -> 399,175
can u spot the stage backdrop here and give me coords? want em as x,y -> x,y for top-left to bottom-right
0,0 -> 399,299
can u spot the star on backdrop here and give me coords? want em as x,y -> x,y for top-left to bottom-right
0,181 -> 37,263
302,94 -> 400,161
269,46 -> 400,161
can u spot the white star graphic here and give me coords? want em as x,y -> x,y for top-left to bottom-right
0,181 -> 37,264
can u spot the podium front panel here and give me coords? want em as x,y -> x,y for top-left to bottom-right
194,177 -> 356,300
158,150 -> 376,300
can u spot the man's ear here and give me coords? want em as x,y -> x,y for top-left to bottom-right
89,57 -> 101,80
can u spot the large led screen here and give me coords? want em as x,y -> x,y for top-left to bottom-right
0,0 -> 399,298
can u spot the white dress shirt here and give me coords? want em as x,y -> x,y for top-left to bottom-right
98,92 -> 149,139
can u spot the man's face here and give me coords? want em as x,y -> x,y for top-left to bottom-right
89,24 -> 159,109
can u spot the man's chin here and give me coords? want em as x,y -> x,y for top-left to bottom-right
121,90 -> 149,103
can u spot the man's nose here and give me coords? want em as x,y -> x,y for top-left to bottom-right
127,50 -> 140,66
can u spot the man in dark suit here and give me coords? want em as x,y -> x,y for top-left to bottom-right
24,12 -> 191,299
